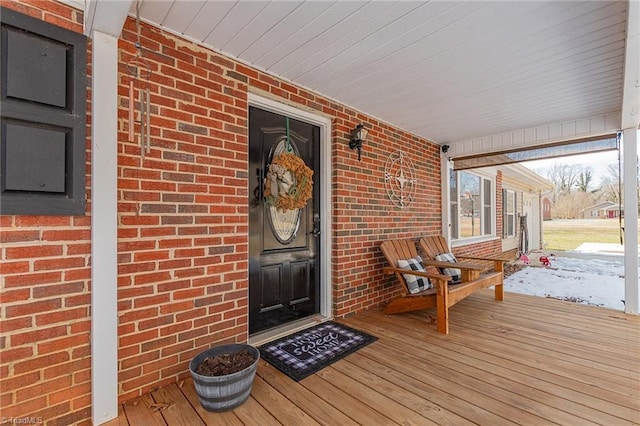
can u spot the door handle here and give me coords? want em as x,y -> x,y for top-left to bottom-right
310,214 -> 320,237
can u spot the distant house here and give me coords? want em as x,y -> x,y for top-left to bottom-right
499,165 -> 555,253
542,196 -> 552,221
603,204 -> 624,218
581,201 -> 623,218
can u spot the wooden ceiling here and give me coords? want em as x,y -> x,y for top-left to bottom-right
86,0 -> 633,145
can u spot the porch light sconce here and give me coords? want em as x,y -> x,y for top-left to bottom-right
349,124 -> 368,161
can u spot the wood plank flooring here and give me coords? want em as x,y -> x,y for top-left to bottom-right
106,290 -> 640,425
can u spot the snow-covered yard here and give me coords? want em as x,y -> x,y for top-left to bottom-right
504,255 -> 627,311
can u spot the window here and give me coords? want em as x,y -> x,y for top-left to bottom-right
483,179 -> 492,235
503,190 -> 516,237
450,170 -> 494,240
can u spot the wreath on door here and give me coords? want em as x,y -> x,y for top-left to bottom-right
264,153 -> 314,212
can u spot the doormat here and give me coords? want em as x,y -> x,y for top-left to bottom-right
258,321 -> 377,382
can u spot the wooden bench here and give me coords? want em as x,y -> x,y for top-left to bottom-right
380,237 -> 504,334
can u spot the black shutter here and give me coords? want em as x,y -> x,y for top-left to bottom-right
1,7 -> 87,215
502,189 -> 507,238
514,192 -> 519,238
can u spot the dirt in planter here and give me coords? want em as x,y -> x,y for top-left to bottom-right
195,349 -> 256,377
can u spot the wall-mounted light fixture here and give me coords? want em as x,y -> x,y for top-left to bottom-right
441,144 -> 450,153
349,124 -> 368,161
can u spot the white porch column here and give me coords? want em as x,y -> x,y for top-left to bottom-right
441,154 -> 451,241
622,129 -> 639,314
91,30 -> 119,424
620,0 -> 640,315
84,2 -> 130,422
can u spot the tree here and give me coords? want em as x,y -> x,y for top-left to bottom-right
599,163 -> 622,204
576,169 -> 592,192
544,162 -> 584,202
552,188 -> 598,219
545,163 -> 582,191
537,162 -> 600,218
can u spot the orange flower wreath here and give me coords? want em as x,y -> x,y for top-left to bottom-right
264,153 -> 314,211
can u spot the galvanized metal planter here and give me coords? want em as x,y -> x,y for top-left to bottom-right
189,344 -> 260,412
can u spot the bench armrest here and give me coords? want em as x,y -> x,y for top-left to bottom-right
422,259 -> 486,271
383,266 -> 451,295
383,267 -> 451,282
456,255 -> 502,261
456,256 -> 505,272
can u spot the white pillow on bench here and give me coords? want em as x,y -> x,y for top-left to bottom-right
397,256 -> 433,294
434,252 -> 462,284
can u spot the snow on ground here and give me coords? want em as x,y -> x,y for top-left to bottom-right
504,255 -> 626,311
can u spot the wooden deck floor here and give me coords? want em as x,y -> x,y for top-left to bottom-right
107,290 -> 640,425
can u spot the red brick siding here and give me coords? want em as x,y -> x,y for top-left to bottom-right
0,2 -> 92,425
332,125 -> 442,316
115,18 -> 443,400
115,18 -> 252,403
453,239 -> 502,258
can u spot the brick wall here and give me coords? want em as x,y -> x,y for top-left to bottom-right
115,17 -> 444,401
0,1 -> 93,425
332,123 -> 442,316
115,17 -> 253,402
0,1 -> 502,424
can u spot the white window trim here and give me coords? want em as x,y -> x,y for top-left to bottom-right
451,235 -> 500,248
483,177 -> 496,236
505,189 -> 516,238
450,170 -> 496,242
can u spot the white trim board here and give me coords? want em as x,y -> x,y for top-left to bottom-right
450,112 -> 621,158
90,30 -> 119,425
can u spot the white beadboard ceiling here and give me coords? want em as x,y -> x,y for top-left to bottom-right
128,0 -> 629,144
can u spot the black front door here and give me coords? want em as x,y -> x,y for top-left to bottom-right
248,107 -> 320,335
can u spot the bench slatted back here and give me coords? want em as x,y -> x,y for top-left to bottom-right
420,235 -> 449,259
380,239 -> 419,295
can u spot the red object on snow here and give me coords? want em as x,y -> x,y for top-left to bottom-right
539,256 -> 551,267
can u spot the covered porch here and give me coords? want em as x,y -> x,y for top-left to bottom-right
107,290 -> 640,425
0,1 -> 638,425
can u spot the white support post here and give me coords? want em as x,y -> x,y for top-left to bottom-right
622,129 -> 639,314
441,154 -> 451,242
91,30 -> 119,424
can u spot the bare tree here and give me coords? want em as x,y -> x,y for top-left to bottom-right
546,163 -> 581,190
599,163 -> 622,204
544,162 -> 584,201
553,189 -> 598,219
576,169 -> 593,192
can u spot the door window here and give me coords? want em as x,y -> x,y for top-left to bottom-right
265,137 -> 303,244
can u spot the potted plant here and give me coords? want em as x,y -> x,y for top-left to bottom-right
189,343 -> 260,412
